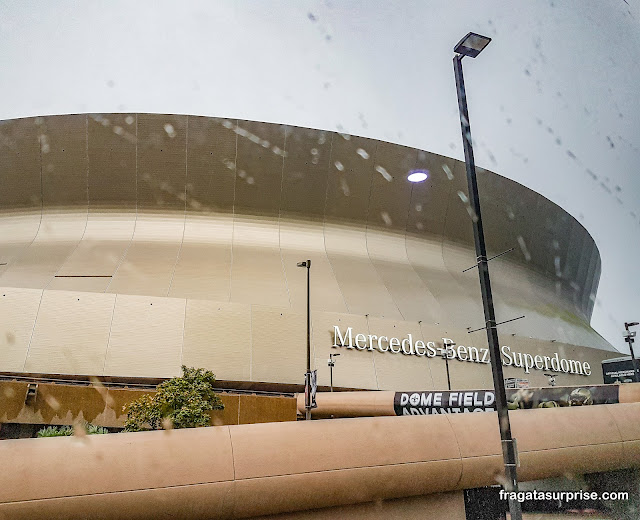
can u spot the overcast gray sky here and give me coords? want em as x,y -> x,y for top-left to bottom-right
0,0 -> 638,351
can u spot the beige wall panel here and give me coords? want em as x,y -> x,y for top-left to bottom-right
0,212 -> 41,278
405,154 -> 460,237
186,117 -> 237,214
418,323 -> 456,390
0,117 -> 41,210
449,330 -> 497,390
0,212 -> 87,289
230,415 -> 460,479
108,215 -> 184,296
440,240 -> 489,330
168,214 -> 233,300
251,305 -> 306,384
103,294 -> 185,377
230,216 -> 289,307
324,223 -> 401,319
366,141 -> 416,232
0,287 -> 42,372
136,114 -> 187,212
234,121 -> 285,217
0,427 -> 234,501
280,126 -> 332,219
368,317 -> 435,391
280,219 -> 346,313
87,114 -> 137,210
25,290 -> 115,375
48,212 -> 136,292
324,134 -> 376,223
39,115 -> 87,209
251,492 -> 466,520
182,299 -> 251,381
313,312 -> 378,389
367,229 -> 441,322
405,236 -> 469,329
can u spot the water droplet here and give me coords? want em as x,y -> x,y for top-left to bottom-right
380,212 -> 392,226
125,116 -> 134,125
334,161 -> 344,171
356,148 -> 369,159
340,178 -> 350,196
375,165 -> 393,182
442,164 -> 454,180
164,124 -> 176,138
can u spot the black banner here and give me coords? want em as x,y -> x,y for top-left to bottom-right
602,358 -> 638,384
393,385 -> 620,416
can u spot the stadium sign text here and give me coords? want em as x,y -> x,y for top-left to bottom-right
332,326 -> 591,376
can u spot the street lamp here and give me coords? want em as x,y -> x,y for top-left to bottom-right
453,32 -> 523,520
328,353 -> 340,392
297,260 -> 312,420
624,322 -> 639,383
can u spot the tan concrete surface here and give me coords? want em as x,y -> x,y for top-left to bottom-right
0,402 -> 638,519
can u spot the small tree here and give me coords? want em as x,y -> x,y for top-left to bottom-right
123,366 -> 224,432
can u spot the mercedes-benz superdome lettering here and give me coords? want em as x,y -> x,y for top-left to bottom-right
333,326 -> 592,376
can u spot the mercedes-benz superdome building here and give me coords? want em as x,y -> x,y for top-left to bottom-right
0,113 -> 616,391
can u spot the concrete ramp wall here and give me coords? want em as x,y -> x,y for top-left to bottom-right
1,402 -> 639,519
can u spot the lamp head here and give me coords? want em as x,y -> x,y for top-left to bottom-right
454,32 -> 491,58
626,322 -> 639,328
297,260 -> 310,268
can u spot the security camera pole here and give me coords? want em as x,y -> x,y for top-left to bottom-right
624,322 -> 639,383
297,260 -> 313,419
453,32 -> 522,520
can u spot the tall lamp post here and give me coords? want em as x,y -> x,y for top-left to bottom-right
453,32 -> 522,520
297,259 -> 312,420
624,322 -> 639,382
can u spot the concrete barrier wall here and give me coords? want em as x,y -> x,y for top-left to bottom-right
0,381 -> 297,428
0,402 -> 638,519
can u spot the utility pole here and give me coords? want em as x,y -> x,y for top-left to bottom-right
624,322 -> 639,383
297,260 -> 313,420
453,32 -> 522,520
328,352 -> 340,392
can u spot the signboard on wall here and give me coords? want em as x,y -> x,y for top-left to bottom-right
393,385 -> 619,416
602,357 -> 638,384
332,326 -> 593,377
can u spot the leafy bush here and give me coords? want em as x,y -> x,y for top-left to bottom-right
123,366 -> 224,432
36,423 -> 110,437
86,423 -> 109,435
37,425 -> 73,437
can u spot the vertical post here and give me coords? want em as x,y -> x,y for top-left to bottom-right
625,323 -> 639,383
305,259 -> 312,420
454,54 -> 522,520
330,354 -> 334,392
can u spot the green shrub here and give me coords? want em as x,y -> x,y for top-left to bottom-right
36,423 -> 110,438
86,423 -> 109,435
37,425 -> 73,437
123,366 -> 224,432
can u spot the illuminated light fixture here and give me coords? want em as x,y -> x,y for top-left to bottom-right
407,169 -> 429,183
454,32 -> 492,58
